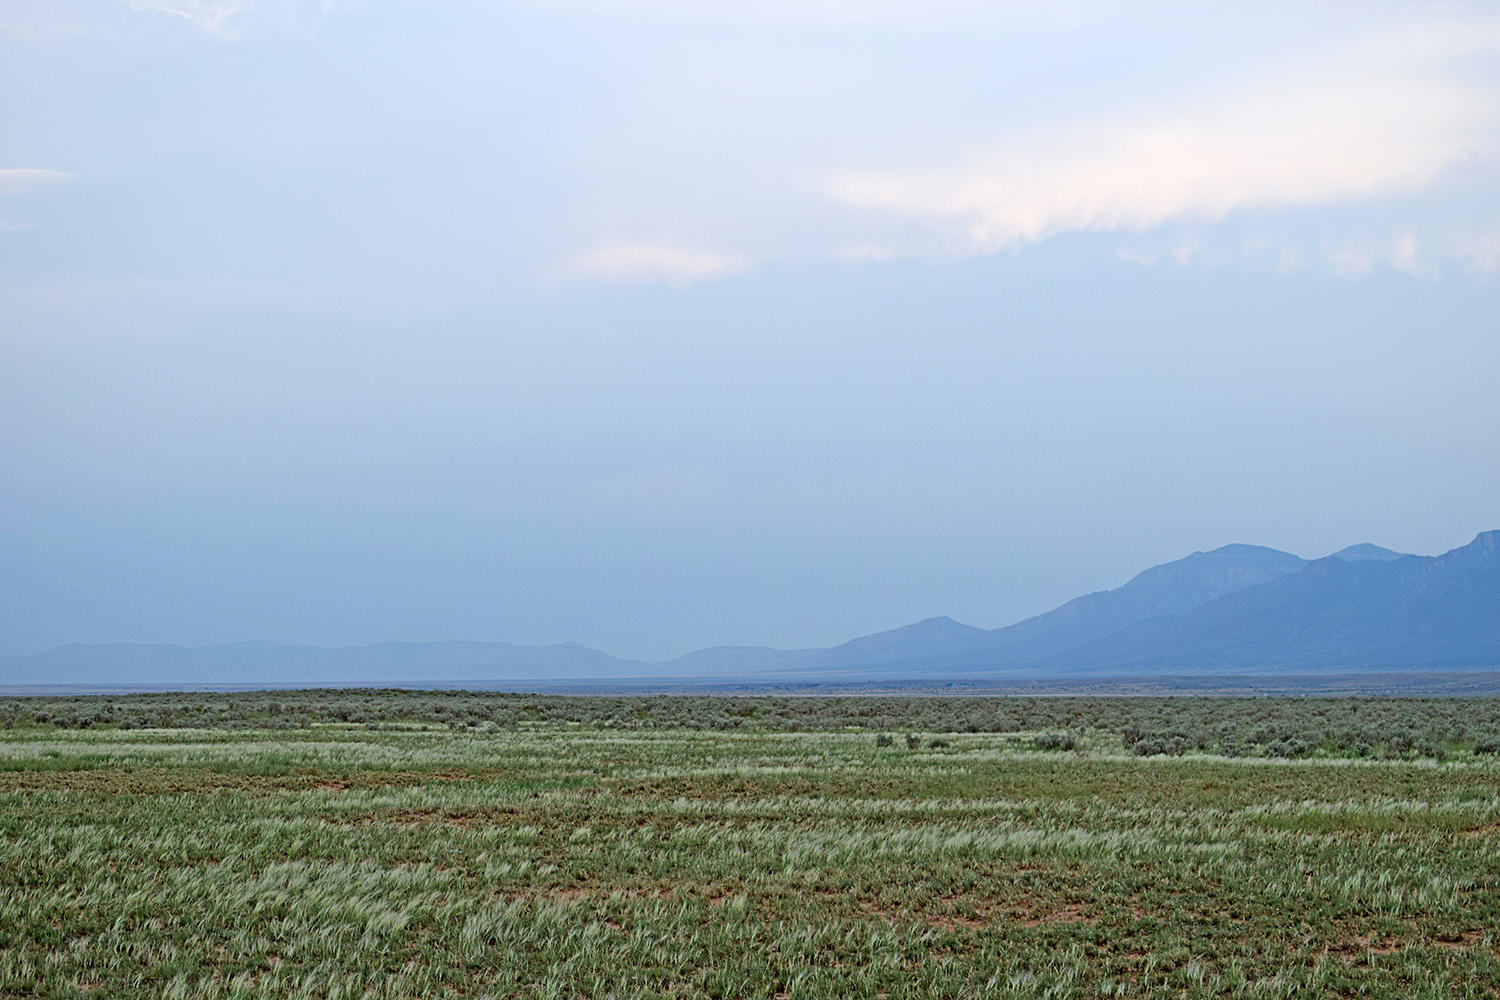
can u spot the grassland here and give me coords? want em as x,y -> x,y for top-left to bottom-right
2,697 -> 1498,998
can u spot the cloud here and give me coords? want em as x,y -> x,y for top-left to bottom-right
1113,221 -> 1500,279
824,18 -> 1500,260
1451,226 -> 1500,276
0,169 -> 74,196
124,0 -> 357,38
564,244 -> 747,286
1321,226 -> 1500,279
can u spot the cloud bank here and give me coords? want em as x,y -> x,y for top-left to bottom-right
13,3 -> 1500,282
825,19 -> 1500,267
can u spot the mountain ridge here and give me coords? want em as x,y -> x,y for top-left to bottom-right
1033,531 -> 1499,675
4,532 -> 1494,687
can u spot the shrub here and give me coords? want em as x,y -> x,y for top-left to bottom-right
1384,730 -> 1414,756
1033,732 -> 1076,752
1414,740 -> 1446,760
1264,738 -> 1311,759
1130,734 -> 1188,757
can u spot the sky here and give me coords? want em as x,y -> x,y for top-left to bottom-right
2,0 -> 1498,660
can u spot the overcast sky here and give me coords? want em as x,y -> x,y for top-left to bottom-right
3,0 -> 1498,659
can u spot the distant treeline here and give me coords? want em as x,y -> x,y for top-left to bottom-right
4,691 -> 1499,759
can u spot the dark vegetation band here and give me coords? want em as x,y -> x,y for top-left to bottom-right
5,692 -> 1497,760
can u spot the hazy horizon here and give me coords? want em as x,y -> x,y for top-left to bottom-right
4,1 -> 1498,660
1,527 -> 1485,662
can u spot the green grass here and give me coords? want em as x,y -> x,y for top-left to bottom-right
2,719 -> 1497,998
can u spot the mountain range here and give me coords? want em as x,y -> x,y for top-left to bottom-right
4,532 -> 1496,689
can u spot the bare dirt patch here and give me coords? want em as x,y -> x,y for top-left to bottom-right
340,806 -> 517,828
1014,901 -> 1096,927
1332,934 -> 1402,964
854,894 -> 991,931
1430,929 -> 1485,951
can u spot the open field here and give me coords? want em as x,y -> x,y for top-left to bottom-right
2,697 -> 1498,998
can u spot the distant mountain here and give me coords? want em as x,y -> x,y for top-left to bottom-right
1046,531 -> 1499,674
959,543 -> 1309,665
648,617 -> 994,677
659,645 -> 808,675
0,640 -> 641,686
1328,543 -> 1411,562
6,532 -> 1495,689
810,616 -> 987,667
771,543 -> 1312,675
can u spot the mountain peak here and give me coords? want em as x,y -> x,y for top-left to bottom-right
1202,543 -> 1300,558
1328,543 -> 1410,562
1429,530 -> 1500,567
1465,530 -> 1499,555
1121,543 -> 1306,594
870,615 -> 983,639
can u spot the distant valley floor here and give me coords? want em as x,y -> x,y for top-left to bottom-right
5,667 -> 1500,698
